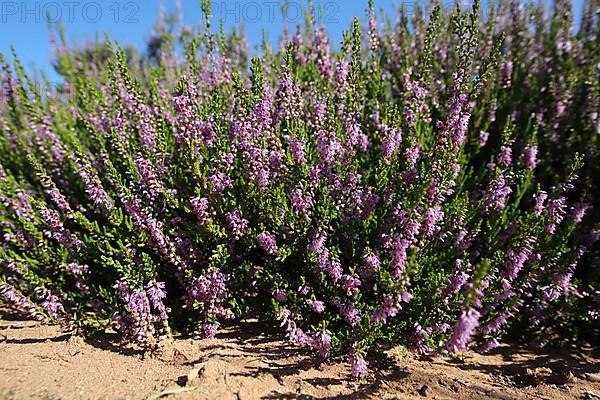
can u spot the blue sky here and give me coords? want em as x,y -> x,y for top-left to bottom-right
0,0 -> 586,83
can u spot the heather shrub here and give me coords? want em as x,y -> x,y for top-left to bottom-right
0,0 -> 598,376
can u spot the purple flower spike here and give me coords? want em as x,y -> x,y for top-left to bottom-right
257,231 -> 279,256
348,351 -> 368,378
447,308 -> 481,353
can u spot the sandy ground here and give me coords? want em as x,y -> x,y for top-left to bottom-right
1,306 -> 599,400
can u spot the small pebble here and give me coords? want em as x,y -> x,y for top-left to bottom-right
585,373 -> 600,383
418,385 -> 430,397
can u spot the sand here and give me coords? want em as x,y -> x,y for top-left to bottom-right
1,306 -> 599,400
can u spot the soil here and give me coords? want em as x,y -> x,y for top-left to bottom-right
1,306 -> 599,400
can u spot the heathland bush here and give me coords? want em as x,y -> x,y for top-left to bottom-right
0,0 -> 598,377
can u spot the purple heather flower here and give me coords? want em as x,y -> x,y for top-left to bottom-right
348,351 -> 368,378
39,207 -> 62,230
0,284 -> 28,309
568,202 -> 589,224
451,161 -> 461,176
173,95 -> 193,117
534,191 -> 548,216
190,196 -> 212,225
390,237 -> 410,278
359,188 -> 379,220
447,308 -> 481,353
541,285 -> 561,302
39,207 -> 82,249
199,119 -> 216,147
66,263 -> 91,294
277,310 -> 311,346
404,144 -> 421,166
124,198 -> 171,254
401,291 -> 413,303
402,167 -> 418,183
556,100 -> 567,117
481,309 -> 513,335
289,139 -> 307,165
545,197 -> 567,233
483,175 -> 512,212
137,107 -> 157,149
360,252 -> 381,279
269,151 -> 286,171
497,145 -> 512,167
145,281 -> 167,309
381,126 -> 402,160
31,119 -> 64,162
479,338 -> 500,352
311,99 -> 327,127
317,129 -> 344,162
186,268 -> 229,320
445,261 -> 469,301
41,293 -> 64,321
504,245 -> 533,280
257,231 -> 279,256
339,302 -> 361,326
427,177 -> 444,203
225,210 -> 249,240
208,172 -> 233,194
448,105 -> 471,146
371,295 -> 400,324
423,205 -> 444,237
67,263 -> 89,276
298,285 -> 310,295
456,229 -> 474,250
200,322 -> 220,339
502,60 -> 513,85
46,188 -> 70,212
479,130 -> 490,146
276,70 -> 303,123
522,144 -> 538,169
217,152 -> 235,171
290,31 -> 307,64
308,230 -> 327,253
316,249 -> 331,272
316,129 -> 343,165
335,60 -> 350,92
121,288 -> 151,323
368,13 -> 379,50
136,156 -> 161,200
323,253 -> 344,283
287,321 -> 311,346
76,161 -> 113,209
289,188 -> 313,216
402,74 -> 431,128
409,324 -> 432,354
271,288 -> 288,302
312,330 -> 332,358
307,299 -> 325,313
338,274 -> 361,296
